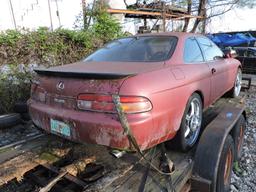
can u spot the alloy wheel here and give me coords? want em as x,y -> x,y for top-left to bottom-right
184,98 -> 202,146
234,70 -> 242,97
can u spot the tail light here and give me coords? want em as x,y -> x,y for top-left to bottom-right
77,94 -> 152,114
31,83 -> 46,103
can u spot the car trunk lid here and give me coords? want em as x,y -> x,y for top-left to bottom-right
32,75 -> 127,110
32,61 -> 164,110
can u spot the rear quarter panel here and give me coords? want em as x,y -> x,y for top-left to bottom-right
119,63 -> 211,146
227,58 -> 242,88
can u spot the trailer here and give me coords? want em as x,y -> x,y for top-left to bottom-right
105,96 -> 246,192
2,96 -> 241,192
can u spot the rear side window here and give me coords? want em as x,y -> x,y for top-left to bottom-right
184,37 -> 204,63
84,36 -> 178,62
197,37 -> 224,61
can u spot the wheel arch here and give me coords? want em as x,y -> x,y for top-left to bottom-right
194,90 -> 204,108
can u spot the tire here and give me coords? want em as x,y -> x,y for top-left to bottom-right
231,115 -> 246,161
14,102 -> 28,113
0,113 -> 21,129
216,135 -> 234,192
227,68 -> 242,98
21,113 -> 31,121
167,93 -> 203,151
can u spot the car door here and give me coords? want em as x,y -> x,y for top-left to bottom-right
182,37 -> 211,106
196,37 -> 231,102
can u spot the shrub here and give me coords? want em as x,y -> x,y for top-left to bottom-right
0,65 -> 33,113
92,7 -> 122,43
0,9 -> 124,114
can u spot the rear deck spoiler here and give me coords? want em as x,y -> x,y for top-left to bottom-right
34,69 -> 134,79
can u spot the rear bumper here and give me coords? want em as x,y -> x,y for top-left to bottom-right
28,99 -> 156,150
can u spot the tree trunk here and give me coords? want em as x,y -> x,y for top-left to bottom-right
183,0 -> 192,32
201,7 -> 207,34
123,0 -> 128,8
190,0 -> 206,33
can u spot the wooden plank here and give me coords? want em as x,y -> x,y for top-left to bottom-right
43,164 -> 88,187
107,8 -> 204,19
103,148 -> 193,192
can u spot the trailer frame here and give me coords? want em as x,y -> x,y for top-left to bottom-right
107,96 -> 246,192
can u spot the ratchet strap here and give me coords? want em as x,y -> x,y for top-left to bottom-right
112,95 -> 176,192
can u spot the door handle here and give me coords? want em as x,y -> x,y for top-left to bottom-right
211,68 -> 216,74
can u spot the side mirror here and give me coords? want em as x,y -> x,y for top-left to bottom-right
223,49 -> 237,58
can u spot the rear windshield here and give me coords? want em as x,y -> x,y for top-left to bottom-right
84,36 -> 178,62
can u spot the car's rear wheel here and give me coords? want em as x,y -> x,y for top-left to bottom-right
166,93 -> 202,151
228,68 -> 242,98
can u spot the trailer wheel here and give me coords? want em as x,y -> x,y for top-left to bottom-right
231,115 -> 246,161
216,135 -> 234,192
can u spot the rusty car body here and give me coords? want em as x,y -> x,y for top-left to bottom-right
28,32 -> 241,151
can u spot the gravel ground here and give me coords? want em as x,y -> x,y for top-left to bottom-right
231,85 -> 256,192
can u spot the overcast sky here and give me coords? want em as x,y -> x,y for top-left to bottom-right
0,0 -> 255,33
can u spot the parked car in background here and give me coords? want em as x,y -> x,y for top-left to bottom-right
28,32 -> 241,152
233,47 -> 256,74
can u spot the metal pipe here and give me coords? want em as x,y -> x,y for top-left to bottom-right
55,0 -> 61,27
47,0 -> 53,31
9,0 -> 17,30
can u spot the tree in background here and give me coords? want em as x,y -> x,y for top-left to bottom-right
237,0 -> 256,8
180,0 -> 256,33
92,2 -> 122,43
122,0 -> 255,33
74,1 -> 122,42
0,1 -> 124,114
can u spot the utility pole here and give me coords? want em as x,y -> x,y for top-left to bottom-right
55,0 -> 61,27
48,0 -> 53,31
9,0 -> 17,30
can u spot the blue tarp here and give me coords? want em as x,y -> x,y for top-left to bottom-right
207,33 -> 256,47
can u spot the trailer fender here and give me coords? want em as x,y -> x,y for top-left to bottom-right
191,105 -> 245,192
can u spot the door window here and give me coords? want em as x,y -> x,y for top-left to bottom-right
197,37 -> 224,61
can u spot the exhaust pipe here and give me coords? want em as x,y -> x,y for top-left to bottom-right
110,150 -> 126,158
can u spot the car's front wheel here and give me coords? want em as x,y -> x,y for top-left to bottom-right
167,93 -> 203,151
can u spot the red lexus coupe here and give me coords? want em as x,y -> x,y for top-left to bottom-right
28,32 -> 241,151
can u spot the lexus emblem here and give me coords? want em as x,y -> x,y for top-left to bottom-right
56,81 -> 65,90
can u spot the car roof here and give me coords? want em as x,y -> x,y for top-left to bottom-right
132,32 -> 204,39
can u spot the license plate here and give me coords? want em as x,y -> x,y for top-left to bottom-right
50,119 -> 71,137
